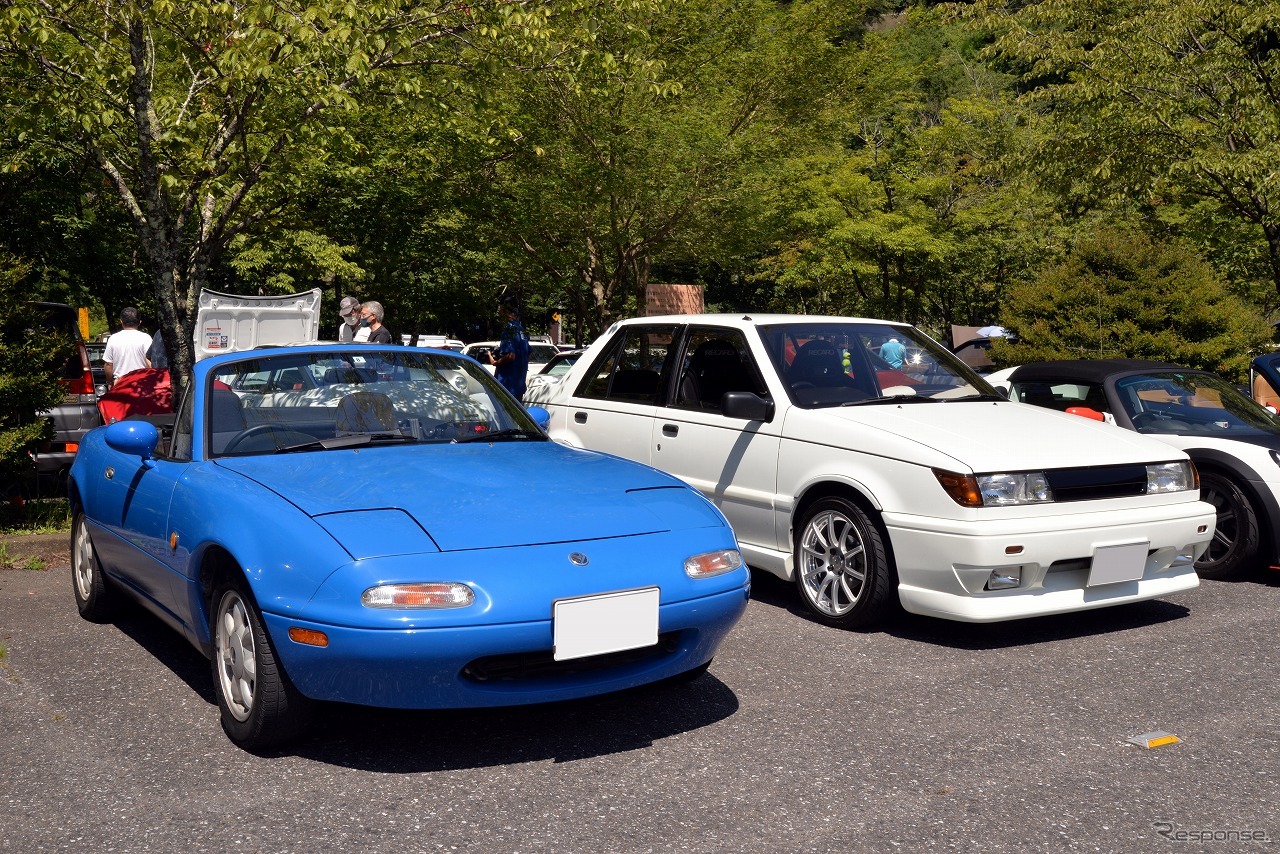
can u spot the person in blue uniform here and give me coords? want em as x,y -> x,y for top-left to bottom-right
489,298 -> 531,399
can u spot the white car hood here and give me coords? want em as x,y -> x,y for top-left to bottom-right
803,400 -> 1186,473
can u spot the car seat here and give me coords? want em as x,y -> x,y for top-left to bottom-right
335,391 -> 398,434
678,340 -> 752,410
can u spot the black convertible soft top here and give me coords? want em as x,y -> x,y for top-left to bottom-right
1009,359 -> 1193,384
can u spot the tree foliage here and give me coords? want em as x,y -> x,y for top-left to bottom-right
991,225 -> 1272,381
954,0 -> 1280,300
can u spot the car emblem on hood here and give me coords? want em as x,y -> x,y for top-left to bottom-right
569,552 -> 589,566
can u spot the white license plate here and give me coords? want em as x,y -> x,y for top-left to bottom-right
553,587 -> 659,662
1087,542 -> 1149,586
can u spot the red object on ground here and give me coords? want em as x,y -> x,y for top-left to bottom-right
97,369 -> 173,423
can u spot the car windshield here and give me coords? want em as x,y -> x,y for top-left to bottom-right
207,349 -> 545,457
1112,371 -> 1280,437
757,322 -> 997,408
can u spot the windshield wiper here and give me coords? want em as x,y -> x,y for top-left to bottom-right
841,395 -> 941,407
275,433 -> 418,453
943,393 -> 1006,402
453,428 -> 546,443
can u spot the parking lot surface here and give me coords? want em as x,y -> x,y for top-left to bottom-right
2,563 -> 1278,852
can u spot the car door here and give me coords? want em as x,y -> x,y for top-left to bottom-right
651,327 -> 782,554
79,416 -> 189,624
1250,352 -> 1280,411
559,324 -> 682,464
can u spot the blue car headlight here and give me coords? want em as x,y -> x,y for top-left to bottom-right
361,582 -> 475,609
684,549 -> 744,579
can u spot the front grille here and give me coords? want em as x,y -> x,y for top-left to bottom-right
462,631 -> 683,683
1045,464 -> 1148,502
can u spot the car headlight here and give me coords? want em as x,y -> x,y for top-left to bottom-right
934,469 -> 1052,507
684,549 -> 744,579
361,582 -> 475,609
1147,460 -> 1196,493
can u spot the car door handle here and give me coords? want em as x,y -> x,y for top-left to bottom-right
574,412 -> 587,423
662,424 -> 679,437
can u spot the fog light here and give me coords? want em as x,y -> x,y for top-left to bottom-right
986,569 -> 1022,590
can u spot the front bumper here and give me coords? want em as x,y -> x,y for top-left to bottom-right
884,500 -> 1214,623
263,584 -> 749,708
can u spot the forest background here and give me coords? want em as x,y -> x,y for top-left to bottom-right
2,0 -> 1278,388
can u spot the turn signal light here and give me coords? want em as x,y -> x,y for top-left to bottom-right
288,627 -> 329,647
361,582 -> 475,609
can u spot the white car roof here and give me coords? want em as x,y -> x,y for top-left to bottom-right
611,313 -> 913,328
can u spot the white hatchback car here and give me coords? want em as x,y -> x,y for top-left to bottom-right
462,341 -> 562,383
539,314 -> 1216,627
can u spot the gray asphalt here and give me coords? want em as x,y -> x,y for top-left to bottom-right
2,563 -> 1277,852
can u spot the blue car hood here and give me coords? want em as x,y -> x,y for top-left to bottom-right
215,442 -> 706,552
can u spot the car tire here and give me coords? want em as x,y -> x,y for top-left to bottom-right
1196,471 -> 1259,579
71,511 -> 114,623
793,497 -> 895,629
211,580 -> 313,751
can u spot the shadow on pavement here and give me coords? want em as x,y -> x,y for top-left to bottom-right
747,566 -> 1192,649
108,591 -> 740,769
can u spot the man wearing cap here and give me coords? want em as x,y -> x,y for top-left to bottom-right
489,298 -> 531,399
337,295 -> 363,342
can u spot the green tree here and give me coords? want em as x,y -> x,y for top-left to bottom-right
464,0 -> 858,335
992,226 -> 1272,381
0,0 -> 655,390
753,9 -> 1054,333
0,253 -> 74,493
954,0 -> 1280,301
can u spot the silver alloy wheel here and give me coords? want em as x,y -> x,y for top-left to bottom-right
215,591 -> 258,723
798,509 -> 868,617
72,515 -> 95,601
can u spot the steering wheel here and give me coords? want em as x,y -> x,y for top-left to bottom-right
223,425 -> 316,453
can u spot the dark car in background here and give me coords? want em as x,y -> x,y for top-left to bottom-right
30,303 -> 102,491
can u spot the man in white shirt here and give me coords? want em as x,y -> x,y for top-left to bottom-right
102,307 -> 153,386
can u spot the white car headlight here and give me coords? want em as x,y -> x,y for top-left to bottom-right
934,469 -> 1052,507
1147,461 -> 1196,493
361,582 -> 475,609
684,549 -> 744,579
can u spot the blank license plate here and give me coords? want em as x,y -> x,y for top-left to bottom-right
1088,542 -> 1149,586
553,587 -> 659,661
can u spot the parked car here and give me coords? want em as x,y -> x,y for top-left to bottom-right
462,340 -> 562,382
988,359 -> 1280,578
524,348 -> 586,405
30,302 -> 102,489
537,315 -> 1215,628
68,343 -> 749,750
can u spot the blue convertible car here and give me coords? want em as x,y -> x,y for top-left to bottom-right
69,345 -> 749,750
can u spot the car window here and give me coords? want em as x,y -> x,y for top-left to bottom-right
1114,372 -> 1280,436
529,344 -> 560,363
205,349 -> 544,457
672,328 -> 767,413
757,321 -> 993,408
576,325 -> 680,404
1009,381 -> 1106,412
170,386 -> 194,461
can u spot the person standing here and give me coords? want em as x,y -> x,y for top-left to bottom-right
489,298 -> 531,398
360,301 -> 393,345
102,307 -> 152,387
878,336 -> 906,369
337,295 -> 361,342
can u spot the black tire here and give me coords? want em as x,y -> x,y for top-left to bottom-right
71,511 -> 114,623
793,496 -> 895,629
1196,471 -> 1259,579
211,579 -> 313,750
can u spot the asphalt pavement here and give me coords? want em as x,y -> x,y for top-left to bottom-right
2,558 -> 1278,852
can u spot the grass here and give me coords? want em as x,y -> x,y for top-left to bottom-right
0,497 -> 72,536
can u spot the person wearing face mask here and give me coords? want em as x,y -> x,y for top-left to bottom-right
360,300 -> 394,344
337,295 -> 366,342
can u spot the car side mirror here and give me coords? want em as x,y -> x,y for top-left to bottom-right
104,420 -> 160,468
1065,406 -> 1106,422
721,392 -> 775,422
993,386 -> 1009,399
525,406 -> 551,431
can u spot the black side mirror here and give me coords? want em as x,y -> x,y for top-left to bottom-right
721,392 -> 775,422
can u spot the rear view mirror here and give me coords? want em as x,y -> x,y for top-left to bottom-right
721,392 -> 775,422
104,420 -> 160,468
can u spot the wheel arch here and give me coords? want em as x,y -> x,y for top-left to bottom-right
1189,449 -> 1279,564
791,480 -> 898,577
